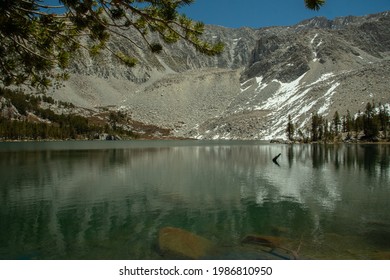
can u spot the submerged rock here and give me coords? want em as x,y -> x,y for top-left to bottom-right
158,227 -> 214,259
242,235 -> 285,247
241,234 -> 299,260
157,227 -> 298,260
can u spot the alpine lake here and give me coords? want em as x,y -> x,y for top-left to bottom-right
1,140 -> 390,260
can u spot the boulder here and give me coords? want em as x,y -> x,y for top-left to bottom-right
158,227 -> 214,259
242,235 -> 285,248
241,234 -> 298,259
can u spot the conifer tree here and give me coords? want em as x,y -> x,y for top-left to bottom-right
363,102 -> 379,139
333,110 -> 341,135
311,113 -> 324,142
342,115 -> 349,134
345,110 -> 353,133
378,103 -> 389,138
304,0 -> 326,11
323,119 -> 330,142
286,114 -> 295,141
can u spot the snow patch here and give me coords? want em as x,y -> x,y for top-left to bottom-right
318,82 -> 341,115
240,85 -> 252,93
310,34 -> 323,62
306,73 -> 335,88
255,76 -> 268,92
255,76 -> 263,84
298,98 -> 317,116
310,34 -> 318,45
262,72 -> 307,110
245,71 -> 339,140
240,79 -> 251,87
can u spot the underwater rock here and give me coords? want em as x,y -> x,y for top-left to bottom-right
241,234 -> 298,260
158,227 -> 214,259
157,228 -> 298,260
369,251 -> 390,260
242,235 -> 285,247
364,230 -> 390,247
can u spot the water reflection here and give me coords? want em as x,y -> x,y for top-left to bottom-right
0,142 -> 389,259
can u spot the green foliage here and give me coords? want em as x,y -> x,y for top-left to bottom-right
0,87 -> 136,140
285,114 -> 295,141
0,0 -> 225,89
378,103 -> 389,138
333,111 -> 341,135
311,113 -> 324,142
108,110 -> 126,130
304,0 -> 326,11
0,110 -> 136,140
362,102 -> 379,140
344,110 -> 353,133
0,1 -> 74,89
115,51 -> 138,67
0,88 -> 40,115
150,43 -> 164,53
290,101 -> 390,143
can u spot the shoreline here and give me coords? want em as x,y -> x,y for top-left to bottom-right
1,138 -> 389,144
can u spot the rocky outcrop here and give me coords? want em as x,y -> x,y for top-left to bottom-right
242,34 -> 312,83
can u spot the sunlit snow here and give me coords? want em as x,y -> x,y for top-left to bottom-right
318,82 -> 340,115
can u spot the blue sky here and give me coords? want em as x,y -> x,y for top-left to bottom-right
180,0 -> 390,28
45,1 -> 390,28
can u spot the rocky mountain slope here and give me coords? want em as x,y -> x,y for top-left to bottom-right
48,11 -> 390,140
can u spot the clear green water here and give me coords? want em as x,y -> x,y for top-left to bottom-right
0,141 -> 389,259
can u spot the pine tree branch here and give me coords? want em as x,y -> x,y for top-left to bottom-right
15,6 -> 67,18
21,0 -> 65,9
90,3 -> 144,49
126,5 -> 221,54
8,34 -> 54,63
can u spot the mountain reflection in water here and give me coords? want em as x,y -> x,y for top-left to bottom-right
0,141 -> 389,259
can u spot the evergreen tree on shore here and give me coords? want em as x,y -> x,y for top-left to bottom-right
363,102 -> 379,140
333,111 -> 341,135
287,101 -> 389,143
286,114 -> 295,141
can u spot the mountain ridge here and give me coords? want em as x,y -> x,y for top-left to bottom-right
8,10 -> 390,140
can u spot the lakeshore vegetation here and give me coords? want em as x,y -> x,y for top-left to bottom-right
2,87 -> 389,143
0,87 -> 136,140
286,102 -> 390,143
